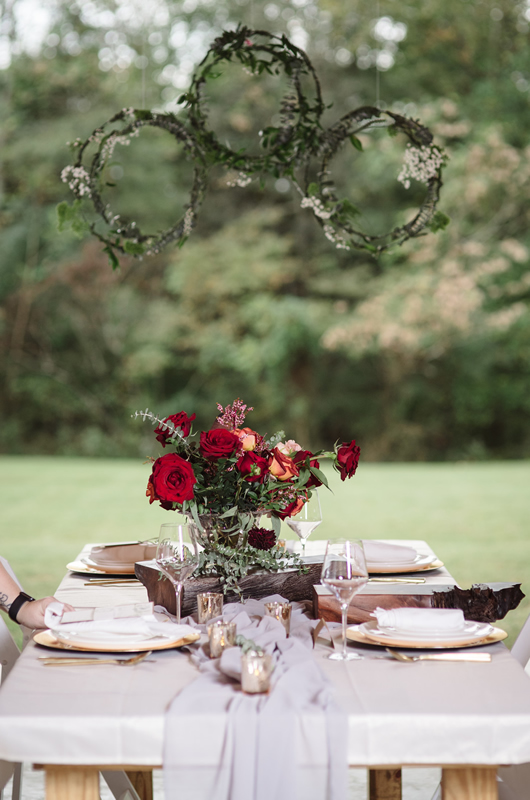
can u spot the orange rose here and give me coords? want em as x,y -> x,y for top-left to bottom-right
232,427 -> 259,451
268,447 -> 300,481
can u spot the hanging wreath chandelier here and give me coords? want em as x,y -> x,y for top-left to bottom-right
58,25 -> 449,264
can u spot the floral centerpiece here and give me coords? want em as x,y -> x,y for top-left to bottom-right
135,399 -> 360,595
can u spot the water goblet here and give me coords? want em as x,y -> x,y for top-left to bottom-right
156,522 -> 198,624
321,539 -> 368,661
285,490 -> 322,556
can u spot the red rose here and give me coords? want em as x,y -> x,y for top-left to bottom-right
293,450 -> 322,488
199,428 -> 241,459
336,440 -> 361,481
268,447 -> 299,482
248,527 -> 276,551
275,496 -> 305,520
236,451 -> 269,483
155,411 -> 196,447
146,453 -> 197,506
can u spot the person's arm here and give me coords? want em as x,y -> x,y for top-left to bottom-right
0,561 -> 68,629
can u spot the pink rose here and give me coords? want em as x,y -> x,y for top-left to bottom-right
268,447 -> 300,482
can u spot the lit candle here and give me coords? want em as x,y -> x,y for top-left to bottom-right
264,601 -> 292,637
241,650 -> 273,694
197,592 -> 224,624
207,620 -> 236,658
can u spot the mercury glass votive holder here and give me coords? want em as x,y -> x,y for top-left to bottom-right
241,650 -> 273,694
197,592 -> 224,624
207,620 -> 237,658
264,601 -> 292,637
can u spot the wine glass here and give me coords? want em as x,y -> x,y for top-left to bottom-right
321,539 -> 368,661
285,490 -> 322,556
156,522 -> 198,624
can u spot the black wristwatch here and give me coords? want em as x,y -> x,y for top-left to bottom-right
8,591 -> 35,623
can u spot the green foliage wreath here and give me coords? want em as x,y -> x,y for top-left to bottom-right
58,25 -> 449,265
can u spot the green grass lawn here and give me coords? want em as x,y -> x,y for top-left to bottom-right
1,456 -> 529,647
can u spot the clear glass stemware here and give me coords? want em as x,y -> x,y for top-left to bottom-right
156,522 -> 198,624
285,490 -> 322,556
321,539 -> 368,661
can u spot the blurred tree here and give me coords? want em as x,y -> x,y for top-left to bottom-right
0,0 -> 529,457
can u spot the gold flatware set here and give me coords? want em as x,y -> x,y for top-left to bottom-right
39,650 -> 153,667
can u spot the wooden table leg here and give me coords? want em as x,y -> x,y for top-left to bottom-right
442,767 -> 498,799
369,768 -> 402,800
125,769 -> 153,800
45,765 -> 99,800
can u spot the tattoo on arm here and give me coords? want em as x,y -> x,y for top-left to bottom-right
0,592 -> 11,611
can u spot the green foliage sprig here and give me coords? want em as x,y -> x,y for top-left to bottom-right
196,542 -> 306,598
59,25 -> 448,264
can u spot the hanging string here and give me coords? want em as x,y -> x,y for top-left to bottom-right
249,0 -> 255,30
141,32 -> 147,109
375,0 -> 381,108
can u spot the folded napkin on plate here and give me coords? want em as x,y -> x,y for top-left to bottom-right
44,601 -> 194,641
362,540 -> 418,564
372,606 -> 466,633
89,542 -> 157,567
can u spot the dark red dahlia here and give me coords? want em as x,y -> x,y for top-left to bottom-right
247,527 -> 277,551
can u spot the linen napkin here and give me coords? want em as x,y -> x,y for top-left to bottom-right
44,601 -> 195,642
362,540 -> 418,565
372,606 -> 466,633
164,595 -> 348,800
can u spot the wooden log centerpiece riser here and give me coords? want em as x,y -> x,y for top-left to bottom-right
135,561 -> 323,617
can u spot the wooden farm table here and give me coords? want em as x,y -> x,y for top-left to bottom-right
0,543 -> 529,800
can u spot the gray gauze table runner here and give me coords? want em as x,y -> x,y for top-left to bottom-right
163,595 -> 348,800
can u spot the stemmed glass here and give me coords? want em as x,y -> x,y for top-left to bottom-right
285,490 -> 322,557
321,539 -> 368,661
156,522 -> 198,624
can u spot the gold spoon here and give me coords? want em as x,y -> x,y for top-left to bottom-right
39,650 -> 153,666
386,648 -> 491,663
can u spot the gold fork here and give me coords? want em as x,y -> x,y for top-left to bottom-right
39,650 -> 153,666
386,648 -> 491,663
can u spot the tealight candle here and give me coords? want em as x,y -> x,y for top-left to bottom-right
207,620 -> 236,658
197,592 -> 223,624
241,650 -> 273,694
264,601 -> 292,637
277,539 -> 286,550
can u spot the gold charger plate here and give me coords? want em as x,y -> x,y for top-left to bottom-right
367,558 -> 444,575
346,622 -> 507,650
34,629 -> 200,653
67,560 -> 136,576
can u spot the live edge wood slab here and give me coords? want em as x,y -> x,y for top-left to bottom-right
135,560 -> 523,623
313,581 -> 525,624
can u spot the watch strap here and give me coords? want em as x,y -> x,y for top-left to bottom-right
8,591 -> 35,623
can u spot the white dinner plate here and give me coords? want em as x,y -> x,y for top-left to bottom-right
366,555 -> 444,574
34,628 -> 200,653
347,620 -> 507,649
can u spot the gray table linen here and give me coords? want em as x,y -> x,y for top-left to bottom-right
163,595 -> 347,800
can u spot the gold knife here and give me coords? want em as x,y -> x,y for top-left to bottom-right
368,578 -> 426,584
386,648 -> 491,662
